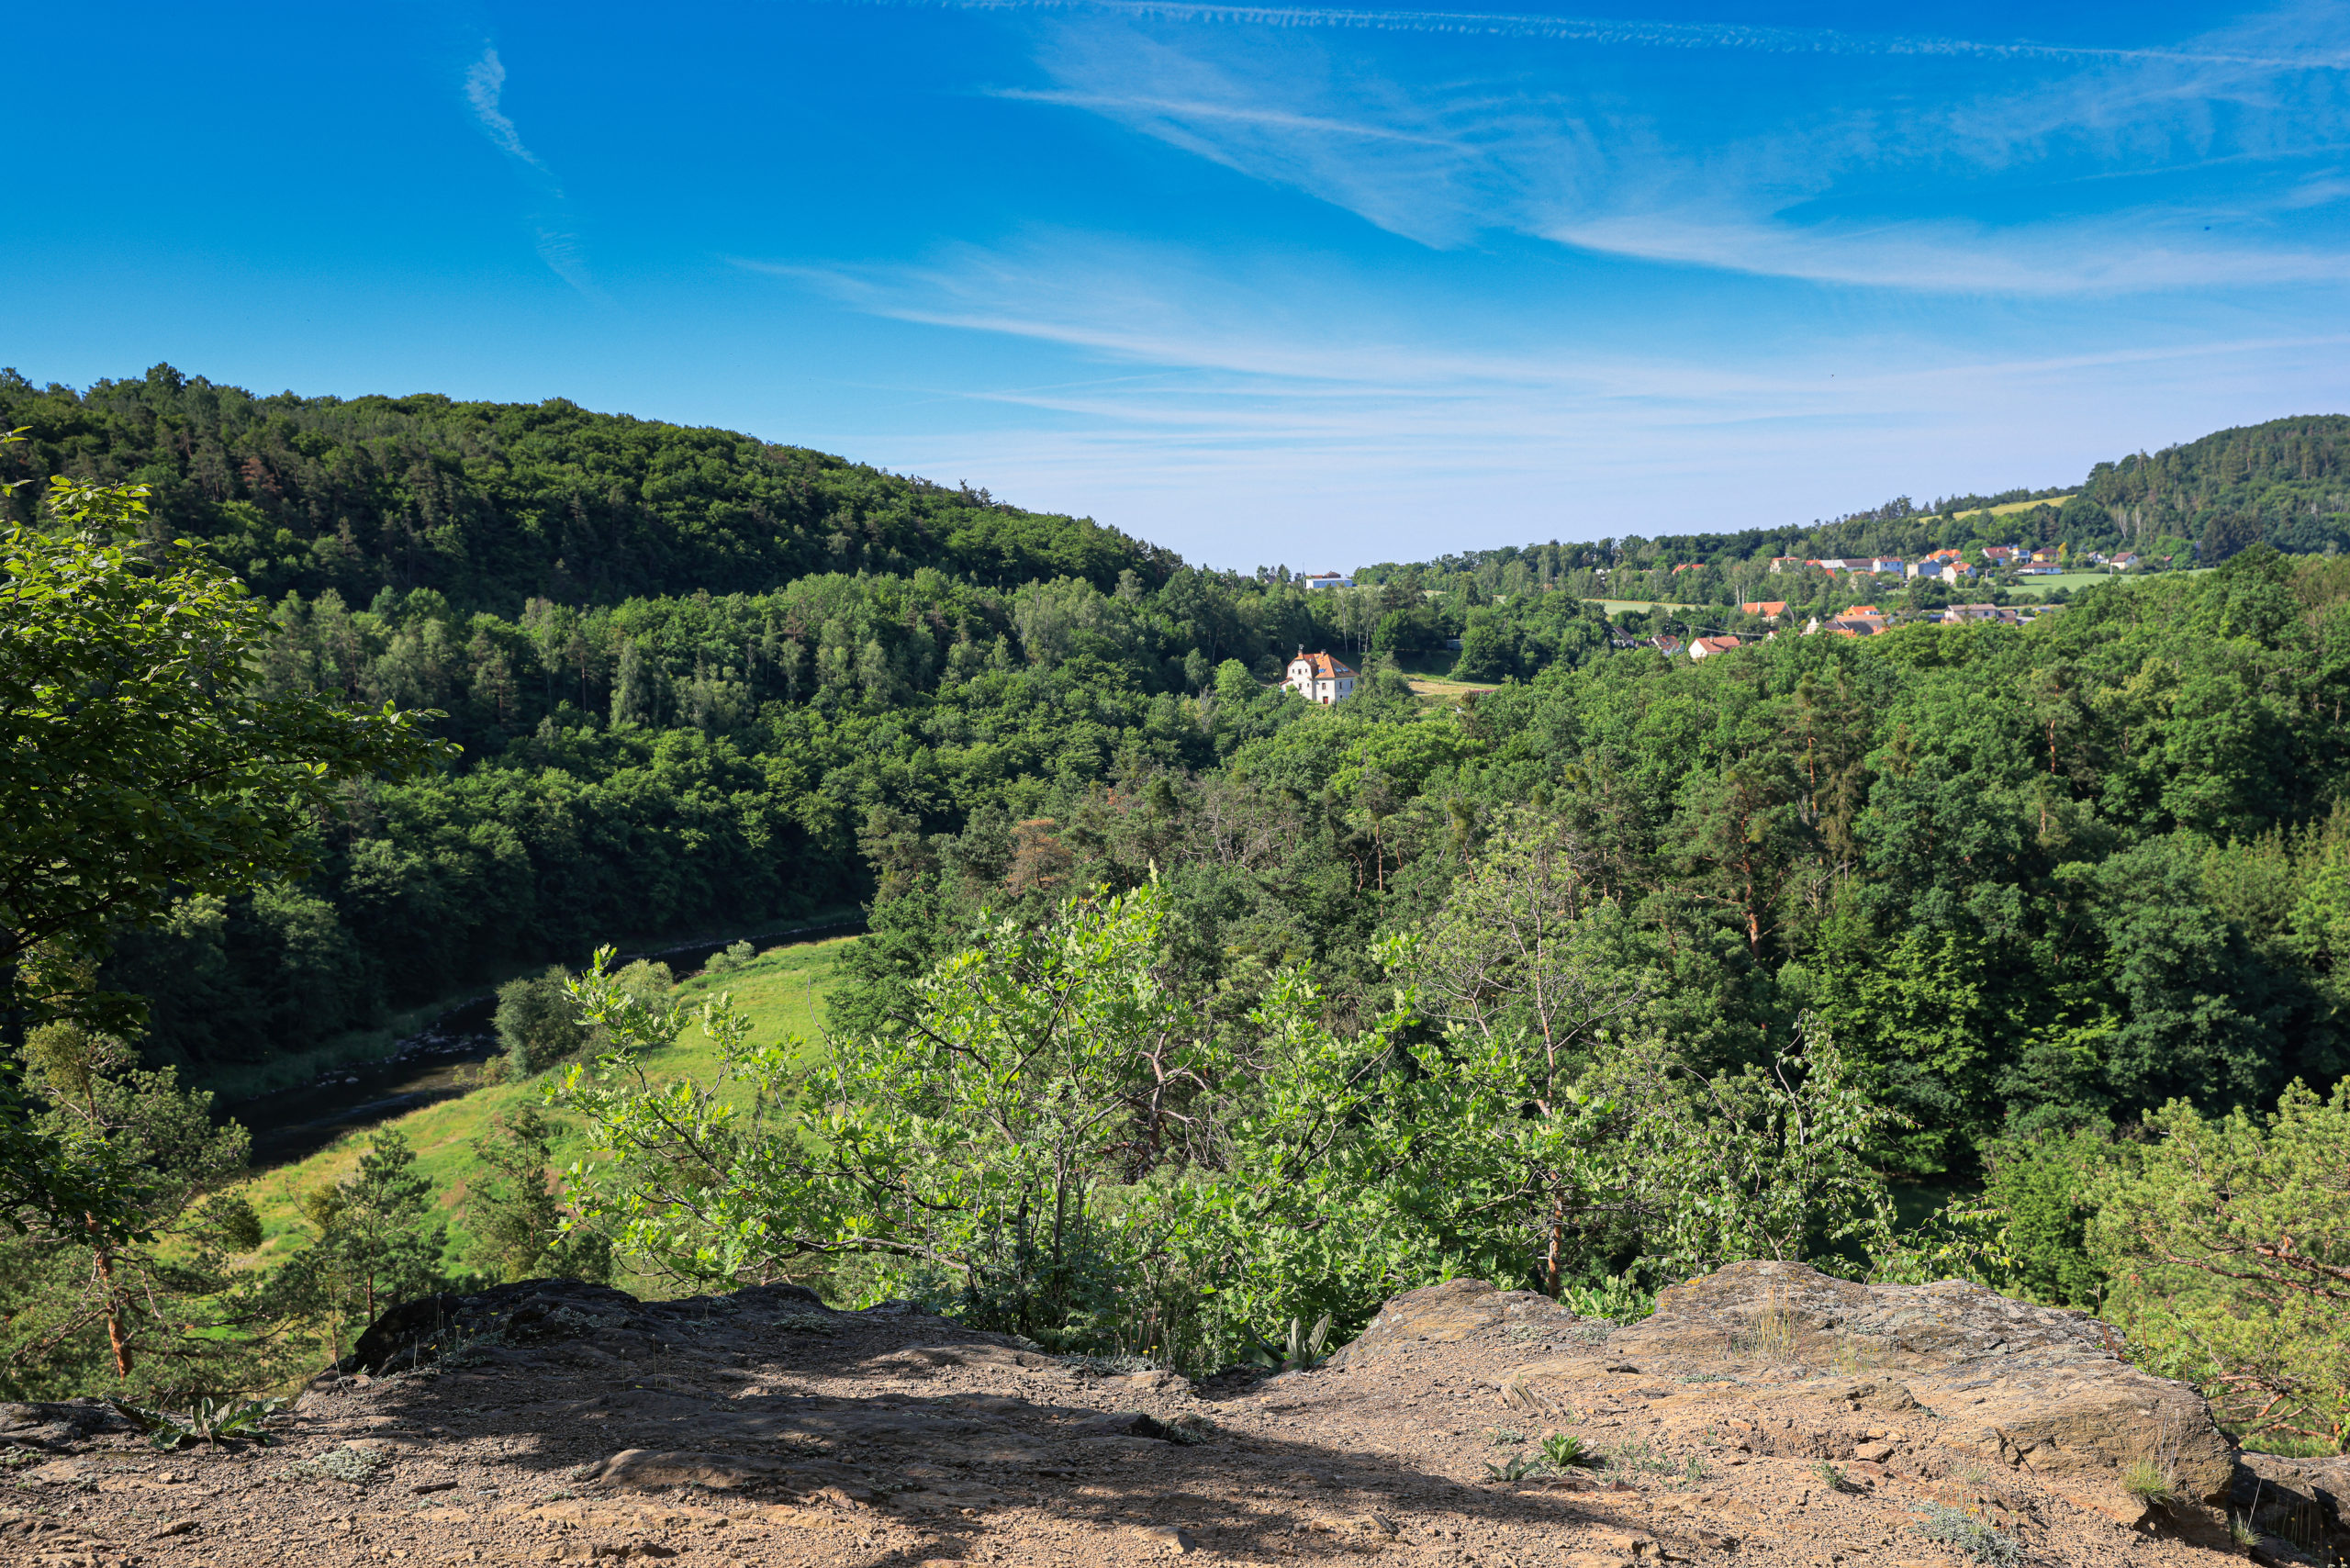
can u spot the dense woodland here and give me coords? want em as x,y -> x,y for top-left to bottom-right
4,368 -> 2346,1133
7,370 -> 2350,1443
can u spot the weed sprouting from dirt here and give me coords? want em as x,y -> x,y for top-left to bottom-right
289,1446 -> 390,1485
1483,1452 -> 1545,1483
1914,1503 -> 2024,1564
1537,1433 -> 1592,1469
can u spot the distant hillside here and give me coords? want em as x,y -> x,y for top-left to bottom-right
0,364 -> 1174,614
1363,413 -> 2349,581
2071,414 -> 2350,560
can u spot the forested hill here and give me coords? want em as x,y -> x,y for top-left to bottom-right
1371,412 -> 2350,583
2073,414 -> 2350,559
0,364 -> 1170,612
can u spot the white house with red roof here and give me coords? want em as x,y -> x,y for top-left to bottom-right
1285,649 -> 1359,704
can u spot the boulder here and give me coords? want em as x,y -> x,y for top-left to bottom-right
1326,1276 -> 1592,1368
2232,1451 -> 2350,1564
0,1399 -> 138,1451
345,1277 -> 832,1375
1505,1260 -> 2234,1516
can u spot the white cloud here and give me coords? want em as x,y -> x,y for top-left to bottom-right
464,48 -> 551,175
741,235 -> 2350,563
996,2 -> 2350,292
462,45 -> 603,298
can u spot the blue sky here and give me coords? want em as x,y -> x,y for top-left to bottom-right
7,2 -> 2348,568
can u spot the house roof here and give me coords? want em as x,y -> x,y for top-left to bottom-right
1291,651 -> 1357,679
1740,600 -> 1787,616
1689,635 -> 1742,655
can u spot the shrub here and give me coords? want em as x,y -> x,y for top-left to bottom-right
494,967 -> 592,1075
1913,1503 -> 2023,1564
703,939 -> 756,976
2088,1081 -> 2350,1451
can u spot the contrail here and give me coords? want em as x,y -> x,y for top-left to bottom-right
834,0 -> 2349,72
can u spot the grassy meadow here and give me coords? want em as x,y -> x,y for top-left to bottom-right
233,935 -> 856,1287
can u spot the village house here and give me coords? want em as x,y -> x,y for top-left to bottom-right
1868,557 -> 1905,575
1941,603 -> 2020,625
1688,634 -> 1741,660
1283,649 -> 1358,703
1647,634 -> 1684,655
1740,599 -> 1788,621
1766,556 -> 1805,573
1301,572 -> 1354,590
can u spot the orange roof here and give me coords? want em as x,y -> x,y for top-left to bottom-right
1291,651 -> 1357,679
1671,562 -> 1707,573
1740,600 -> 1787,616
1690,635 -> 1742,655
1845,605 -> 1883,617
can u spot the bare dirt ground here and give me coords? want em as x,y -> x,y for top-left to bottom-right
0,1270 -> 2335,1568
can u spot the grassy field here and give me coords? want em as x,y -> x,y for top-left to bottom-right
2010,566 -> 2208,599
1584,598 -> 1700,614
1384,651 -> 1499,700
1962,495 -> 2075,519
233,935 -> 855,1282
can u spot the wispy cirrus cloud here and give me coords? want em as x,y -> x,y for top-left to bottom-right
462,44 -> 603,299
464,48 -> 553,175
856,0 -> 2350,73
993,0 -> 2350,292
737,214 -> 2350,559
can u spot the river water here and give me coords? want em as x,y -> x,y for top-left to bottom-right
230,996 -> 506,1169
222,920 -> 862,1170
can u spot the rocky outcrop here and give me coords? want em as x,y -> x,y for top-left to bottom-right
5,1265 -> 2287,1567
342,1275 -> 832,1375
0,1398 -> 138,1450
1498,1260 -> 2234,1522
2233,1451 -> 2350,1565
1324,1275 -> 1597,1367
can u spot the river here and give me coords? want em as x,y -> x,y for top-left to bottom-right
222,920 -> 861,1169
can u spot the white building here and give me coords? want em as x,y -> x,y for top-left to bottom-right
1284,650 -> 1359,703
1300,572 -> 1355,591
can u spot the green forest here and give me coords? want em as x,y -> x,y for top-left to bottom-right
5,368 -> 2348,1451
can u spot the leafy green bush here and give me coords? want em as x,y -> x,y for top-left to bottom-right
702,939 -> 757,977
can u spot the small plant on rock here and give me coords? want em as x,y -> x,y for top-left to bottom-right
2120,1459 -> 2184,1507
